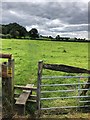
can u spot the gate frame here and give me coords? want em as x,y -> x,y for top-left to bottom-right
37,60 -> 90,117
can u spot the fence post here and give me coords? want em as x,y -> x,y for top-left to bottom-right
2,58 -> 14,119
37,60 -> 43,118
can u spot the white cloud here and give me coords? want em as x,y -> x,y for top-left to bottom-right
9,10 -> 16,14
45,19 -> 64,28
26,25 -> 39,31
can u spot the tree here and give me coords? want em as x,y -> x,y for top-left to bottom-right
9,29 -> 19,38
8,23 -> 27,38
56,35 -> 60,40
19,27 -> 27,38
2,23 -> 28,38
29,28 -> 39,39
2,25 -> 8,34
49,36 -> 53,39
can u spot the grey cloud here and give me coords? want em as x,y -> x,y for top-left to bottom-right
65,25 -> 88,32
1,2 -> 88,38
2,2 -> 88,24
51,24 -> 88,33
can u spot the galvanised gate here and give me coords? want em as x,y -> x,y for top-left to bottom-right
37,61 -> 90,117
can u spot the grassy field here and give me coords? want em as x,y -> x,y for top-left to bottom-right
1,39 -> 89,118
1,39 -> 88,85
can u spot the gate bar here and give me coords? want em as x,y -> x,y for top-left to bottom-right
42,76 -> 90,79
41,95 -> 90,100
41,88 -> 90,94
40,82 -> 90,87
41,105 -> 90,110
79,101 -> 90,103
41,89 -> 75,93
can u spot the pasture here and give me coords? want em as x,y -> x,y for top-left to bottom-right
1,39 -> 89,118
1,39 -> 88,85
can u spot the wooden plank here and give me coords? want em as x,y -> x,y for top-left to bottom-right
14,85 -> 37,91
28,100 -> 37,103
15,84 -> 34,115
43,63 -> 89,73
14,98 -> 37,103
15,92 -> 30,105
15,84 -> 34,105
14,94 -> 37,100
0,54 -> 12,59
29,95 -> 37,100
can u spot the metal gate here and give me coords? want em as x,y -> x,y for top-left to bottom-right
37,61 -> 90,117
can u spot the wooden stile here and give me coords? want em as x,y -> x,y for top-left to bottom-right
15,84 -> 34,115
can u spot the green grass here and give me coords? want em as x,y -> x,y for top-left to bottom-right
1,39 -> 88,85
1,39 -> 89,118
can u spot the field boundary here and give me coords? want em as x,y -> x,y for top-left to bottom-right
0,54 -> 90,119
37,60 -> 90,117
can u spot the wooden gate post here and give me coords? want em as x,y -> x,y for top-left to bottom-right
37,60 -> 43,118
2,55 -> 14,119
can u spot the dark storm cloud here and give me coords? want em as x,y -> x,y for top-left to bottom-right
2,2 -> 88,24
51,24 -> 88,33
1,2 -> 88,38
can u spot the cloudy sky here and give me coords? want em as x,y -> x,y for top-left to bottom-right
1,0 -> 90,38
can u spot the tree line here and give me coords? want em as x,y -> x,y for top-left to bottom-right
0,23 -> 39,39
0,22 -> 89,42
